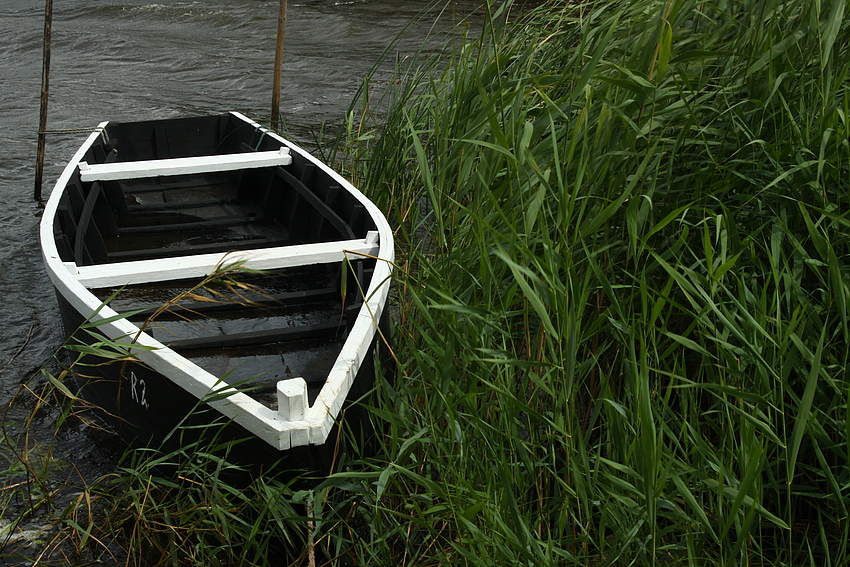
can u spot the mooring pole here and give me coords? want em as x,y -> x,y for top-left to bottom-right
270,0 -> 287,127
34,0 -> 54,202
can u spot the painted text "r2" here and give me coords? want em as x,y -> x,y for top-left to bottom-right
130,372 -> 149,409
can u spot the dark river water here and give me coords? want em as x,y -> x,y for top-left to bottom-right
0,0 -> 479,410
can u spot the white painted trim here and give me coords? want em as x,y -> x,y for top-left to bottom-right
71,236 -> 380,289
78,147 -> 292,181
278,378 -> 308,421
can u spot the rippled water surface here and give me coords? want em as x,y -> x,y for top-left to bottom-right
0,0 -> 480,442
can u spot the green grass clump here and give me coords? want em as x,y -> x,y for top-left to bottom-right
319,0 -> 850,564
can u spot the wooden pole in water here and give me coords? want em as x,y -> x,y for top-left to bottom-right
270,0 -> 287,128
34,0 -> 53,202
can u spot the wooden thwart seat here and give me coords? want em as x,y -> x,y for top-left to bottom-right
70,231 -> 380,288
78,147 -> 293,182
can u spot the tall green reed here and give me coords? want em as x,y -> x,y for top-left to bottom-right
322,0 -> 850,564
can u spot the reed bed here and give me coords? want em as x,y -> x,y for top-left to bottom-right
319,0 -> 850,564
5,0 -> 850,564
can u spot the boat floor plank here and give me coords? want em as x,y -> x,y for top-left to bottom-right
164,321 -> 342,352
118,216 -> 262,236
119,197 -> 251,229
125,287 -> 339,320
185,338 -> 344,408
104,223 -> 291,259
93,263 -> 340,312
127,197 -> 238,213
104,236 -> 291,262
121,174 -> 236,194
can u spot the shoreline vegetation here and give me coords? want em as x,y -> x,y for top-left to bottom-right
4,0 -> 850,564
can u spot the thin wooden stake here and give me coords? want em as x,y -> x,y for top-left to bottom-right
270,0 -> 288,128
34,0 -> 53,202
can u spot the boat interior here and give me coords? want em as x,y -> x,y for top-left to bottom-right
52,114 -> 380,407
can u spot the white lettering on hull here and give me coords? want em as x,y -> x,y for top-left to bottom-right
129,371 -> 149,409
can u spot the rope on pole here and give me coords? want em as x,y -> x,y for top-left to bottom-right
38,126 -> 105,135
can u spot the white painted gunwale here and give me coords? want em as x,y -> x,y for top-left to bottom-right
39,112 -> 394,451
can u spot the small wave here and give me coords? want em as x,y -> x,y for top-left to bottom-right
124,2 -> 251,29
60,1 -> 257,31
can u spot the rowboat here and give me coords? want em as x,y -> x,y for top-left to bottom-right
39,112 -> 394,470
